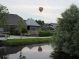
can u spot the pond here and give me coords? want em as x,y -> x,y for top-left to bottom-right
0,44 -> 54,59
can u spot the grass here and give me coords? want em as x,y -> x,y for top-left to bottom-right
3,38 -> 51,46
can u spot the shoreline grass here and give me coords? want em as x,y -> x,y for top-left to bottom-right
3,38 -> 51,46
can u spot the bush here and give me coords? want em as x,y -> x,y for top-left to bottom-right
39,31 -> 53,37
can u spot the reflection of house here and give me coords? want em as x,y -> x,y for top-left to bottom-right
25,19 -> 40,36
0,46 -> 23,56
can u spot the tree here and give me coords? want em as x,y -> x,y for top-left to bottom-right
17,17 -> 26,38
52,4 -> 79,56
36,20 -> 44,26
0,4 -> 9,27
0,4 -> 9,40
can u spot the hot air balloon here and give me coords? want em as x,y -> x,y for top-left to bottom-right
39,7 -> 43,12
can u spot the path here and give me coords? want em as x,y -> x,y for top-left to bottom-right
0,35 -> 51,40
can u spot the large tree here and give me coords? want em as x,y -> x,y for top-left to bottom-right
52,4 -> 79,56
0,4 -> 9,27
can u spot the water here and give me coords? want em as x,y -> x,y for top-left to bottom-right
0,44 -> 79,59
0,44 -> 53,59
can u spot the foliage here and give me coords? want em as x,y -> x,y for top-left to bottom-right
17,17 -> 27,36
36,20 -> 45,26
0,4 -> 9,27
3,38 -> 50,46
52,4 -> 79,56
51,51 -> 79,59
39,31 -> 53,37
9,26 -> 20,35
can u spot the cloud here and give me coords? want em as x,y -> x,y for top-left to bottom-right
0,0 -> 79,23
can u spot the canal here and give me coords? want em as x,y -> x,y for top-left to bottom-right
0,44 -> 53,59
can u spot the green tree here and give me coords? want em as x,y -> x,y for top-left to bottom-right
17,17 -> 26,38
52,4 -> 79,56
0,4 -> 9,27
0,4 -> 9,40
36,20 -> 44,26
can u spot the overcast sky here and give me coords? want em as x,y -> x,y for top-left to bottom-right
0,0 -> 79,23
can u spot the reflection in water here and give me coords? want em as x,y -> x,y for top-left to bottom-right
0,47 -> 23,59
38,46 -> 42,52
0,44 -> 79,59
0,55 -> 8,59
19,51 -> 26,59
0,44 -> 53,59
50,51 -> 79,59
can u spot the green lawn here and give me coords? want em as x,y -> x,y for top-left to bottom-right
3,38 -> 51,46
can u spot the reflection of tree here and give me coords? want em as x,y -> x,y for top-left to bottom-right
0,47 -> 9,59
50,51 -> 79,59
19,51 -> 26,59
0,55 -> 8,59
3,55 -> 8,59
0,46 -> 24,59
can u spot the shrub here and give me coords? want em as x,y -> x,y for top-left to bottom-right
39,31 -> 53,37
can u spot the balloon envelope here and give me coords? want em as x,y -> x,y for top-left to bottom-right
39,7 -> 43,12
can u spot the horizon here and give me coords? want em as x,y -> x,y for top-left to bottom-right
0,0 -> 79,23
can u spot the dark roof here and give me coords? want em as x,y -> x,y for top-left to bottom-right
6,14 -> 24,25
50,23 -> 57,25
43,23 -> 57,29
25,19 -> 40,26
0,28 -> 4,32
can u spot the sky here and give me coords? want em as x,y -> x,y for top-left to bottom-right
0,0 -> 79,23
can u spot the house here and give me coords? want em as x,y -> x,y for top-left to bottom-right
49,23 -> 57,30
25,19 -> 40,36
0,28 -> 5,37
0,28 -> 9,40
5,14 -> 26,35
42,23 -> 57,30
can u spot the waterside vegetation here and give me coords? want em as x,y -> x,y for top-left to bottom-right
2,38 -> 51,46
51,4 -> 79,57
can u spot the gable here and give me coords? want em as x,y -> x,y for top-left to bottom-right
25,19 -> 40,27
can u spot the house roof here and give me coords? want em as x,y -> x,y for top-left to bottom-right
25,19 -> 40,26
0,28 -> 4,32
6,14 -> 24,25
43,23 -> 57,29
